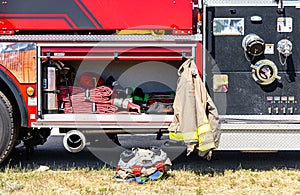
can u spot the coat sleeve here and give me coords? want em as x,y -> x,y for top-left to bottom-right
192,60 -> 220,147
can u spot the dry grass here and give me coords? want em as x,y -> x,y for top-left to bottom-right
1,166 -> 300,195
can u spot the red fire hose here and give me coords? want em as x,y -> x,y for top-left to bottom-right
58,85 -> 140,114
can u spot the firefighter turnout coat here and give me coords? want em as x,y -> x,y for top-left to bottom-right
168,59 -> 220,153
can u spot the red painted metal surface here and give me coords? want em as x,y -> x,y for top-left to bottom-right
41,47 -> 192,60
0,0 -> 193,31
196,42 -> 203,76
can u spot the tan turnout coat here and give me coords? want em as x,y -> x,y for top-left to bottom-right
168,59 -> 219,149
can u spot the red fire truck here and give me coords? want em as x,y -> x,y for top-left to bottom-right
1,0 -> 300,164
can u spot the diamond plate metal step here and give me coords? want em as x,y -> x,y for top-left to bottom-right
0,34 -> 201,42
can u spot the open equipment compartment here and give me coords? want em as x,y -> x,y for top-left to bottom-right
36,38 -> 197,130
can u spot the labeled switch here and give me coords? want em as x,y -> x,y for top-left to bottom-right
275,107 -> 279,114
282,107 -> 286,114
268,107 -> 272,114
288,107 -> 294,114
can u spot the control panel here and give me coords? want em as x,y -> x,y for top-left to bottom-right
205,5 -> 300,115
266,96 -> 296,115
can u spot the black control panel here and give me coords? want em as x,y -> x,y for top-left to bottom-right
205,6 -> 300,115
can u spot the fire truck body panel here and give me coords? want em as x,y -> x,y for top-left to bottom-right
1,0 -> 193,32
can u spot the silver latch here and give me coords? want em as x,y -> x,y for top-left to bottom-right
193,2 -> 202,9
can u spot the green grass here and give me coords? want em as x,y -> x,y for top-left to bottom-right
1,166 -> 300,195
